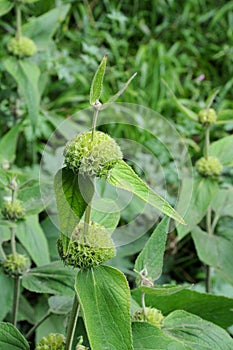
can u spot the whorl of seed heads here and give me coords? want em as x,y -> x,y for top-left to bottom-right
132,307 -> 164,328
1,200 -> 25,221
7,37 -> 37,57
64,131 -> 123,178
36,333 -> 65,350
195,156 -> 223,177
198,108 -> 217,125
57,222 -> 115,268
1,253 -> 30,277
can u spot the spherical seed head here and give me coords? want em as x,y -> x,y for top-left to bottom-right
1,200 -> 25,221
198,108 -> 217,125
64,131 -> 123,178
195,156 -> 223,177
36,333 -> 65,350
1,253 -> 30,277
7,36 -> 37,57
58,222 -> 115,268
132,307 -> 164,328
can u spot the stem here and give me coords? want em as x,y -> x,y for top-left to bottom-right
26,311 -> 52,340
16,3 -> 22,40
204,126 -> 210,160
91,108 -> 99,141
83,203 -> 92,238
205,206 -> 212,293
65,295 -> 80,350
141,292 -> 146,320
0,244 -> 6,260
10,226 -> 17,259
206,207 -> 212,236
12,276 -> 21,326
211,214 -> 219,235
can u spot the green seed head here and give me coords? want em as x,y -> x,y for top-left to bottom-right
8,36 -> 37,57
198,108 -> 217,125
64,131 -> 123,178
58,222 -> 115,268
132,307 -> 164,328
195,156 -> 223,177
1,253 -> 30,277
36,333 -> 65,350
1,200 -> 25,221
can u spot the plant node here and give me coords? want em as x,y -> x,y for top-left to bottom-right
1,253 -> 30,277
7,36 -> 37,57
36,333 -> 65,350
1,199 -> 25,221
195,156 -> 222,177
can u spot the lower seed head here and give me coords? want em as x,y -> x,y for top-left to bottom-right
1,253 -> 30,277
195,156 -> 223,176
36,333 -> 65,350
7,36 -> 37,57
198,108 -> 217,125
1,200 -> 25,221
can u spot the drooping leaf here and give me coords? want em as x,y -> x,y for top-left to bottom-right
0,273 -> 14,321
0,122 -> 21,164
16,215 -> 50,266
192,226 -> 233,285
90,55 -> 107,105
177,177 -> 218,239
4,58 -> 40,132
136,284 -> 191,297
0,0 -> 13,17
75,265 -> 133,350
211,188 -> 233,218
163,310 -> 233,349
209,135 -> 233,166
107,160 -> 185,225
0,322 -> 29,350
134,217 -> 169,281
22,261 -> 75,296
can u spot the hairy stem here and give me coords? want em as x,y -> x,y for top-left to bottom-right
204,126 -> 210,160
205,206 -> 212,293
91,108 -> 99,141
16,4 -> 22,40
141,292 -> 147,320
26,311 -> 52,340
10,226 -> 17,259
83,203 -> 92,238
12,276 -> 21,326
65,295 -> 80,350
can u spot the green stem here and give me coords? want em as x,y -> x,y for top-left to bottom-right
211,214 -> 220,235
0,244 -> 6,260
26,311 -> 52,340
83,203 -> 92,238
65,295 -> 80,350
91,108 -> 99,141
205,206 -> 212,293
204,126 -> 210,160
10,226 -> 17,259
16,3 -> 22,40
12,276 -> 21,326
205,265 -> 211,293
141,292 -> 146,320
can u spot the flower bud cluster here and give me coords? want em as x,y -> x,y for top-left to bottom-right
132,307 -> 164,328
195,156 -> 222,177
198,108 -> 217,125
1,253 -> 30,277
1,199 -> 25,221
36,333 -> 65,350
8,36 -> 37,57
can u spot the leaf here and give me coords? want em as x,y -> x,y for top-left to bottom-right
132,322 -> 190,350
90,198 -> 120,233
54,168 -> 94,251
0,273 -> 13,321
16,215 -> 50,266
48,295 -> 73,315
0,322 -> 29,350
0,122 -> 21,164
136,284 -> 191,296
75,265 -> 133,350
22,5 -> 71,50
131,288 -> 233,329
134,217 -> 169,281
211,188 -> 233,218
4,58 -> 40,132
90,55 -> 107,105
163,310 -> 233,350
209,135 -> 233,166
176,177 -> 218,239
0,0 -> 13,17
107,160 -> 185,225
0,168 -> 9,188
192,226 -> 233,285
22,261 -> 75,296
18,179 -> 44,215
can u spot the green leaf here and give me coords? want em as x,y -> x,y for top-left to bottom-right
0,273 -> 13,321
192,226 -> 233,285
0,122 -> 21,164
177,177 -> 218,239
75,265 -> 133,350
0,322 -> 29,350
4,58 -> 40,132
22,261 -> 75,296
132,322 -> 190,350
209,135 -> 233,166
90,55 -> 107,105
22,5 -> 71,50
54,168 -> 94,251
211,188 -> 233,218
16,215 -> 50,266
0,0 -> 13,17
163,310 -> 233,350
48,295 -> 73,315
134,217 -> 169,281
131,288 -> 233,329
0,168 -> 9,188
136,284 -> 191,296
91,198 -> 120,233
107,160 -> 185,225
18,179 -> 44,215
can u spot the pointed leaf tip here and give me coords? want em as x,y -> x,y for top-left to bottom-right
90,55 -> 107,105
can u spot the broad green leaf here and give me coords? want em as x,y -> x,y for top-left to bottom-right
0,168 -> 9,187
192,226 -> 233,285
134,217 -> 169,281
16,215 -> 50,266
211,188 -> 233,218
90,55 -> 107,105
0,122 -> 21,164
4,58 -> 40,132
0,224 -> 11,245
22,5 -> 71,50
177,177 -> 218,239
163,310 -> 233,350
18,179 -> 44,215
131,288 -> 233,329
22,261 -> 75,296
48,295 -> 73,315
136,284 -> 191,296
54,168 -> 94,251
91,198 -> 120,233
107,160 -> 185,225
209,135 -> 233,166
75,265 -> 133,350
0,0 -> 13,17
132,322 -> 190,350
0,273 -> 13,321
0,322 -> 29,350
18,295 -> 35,324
